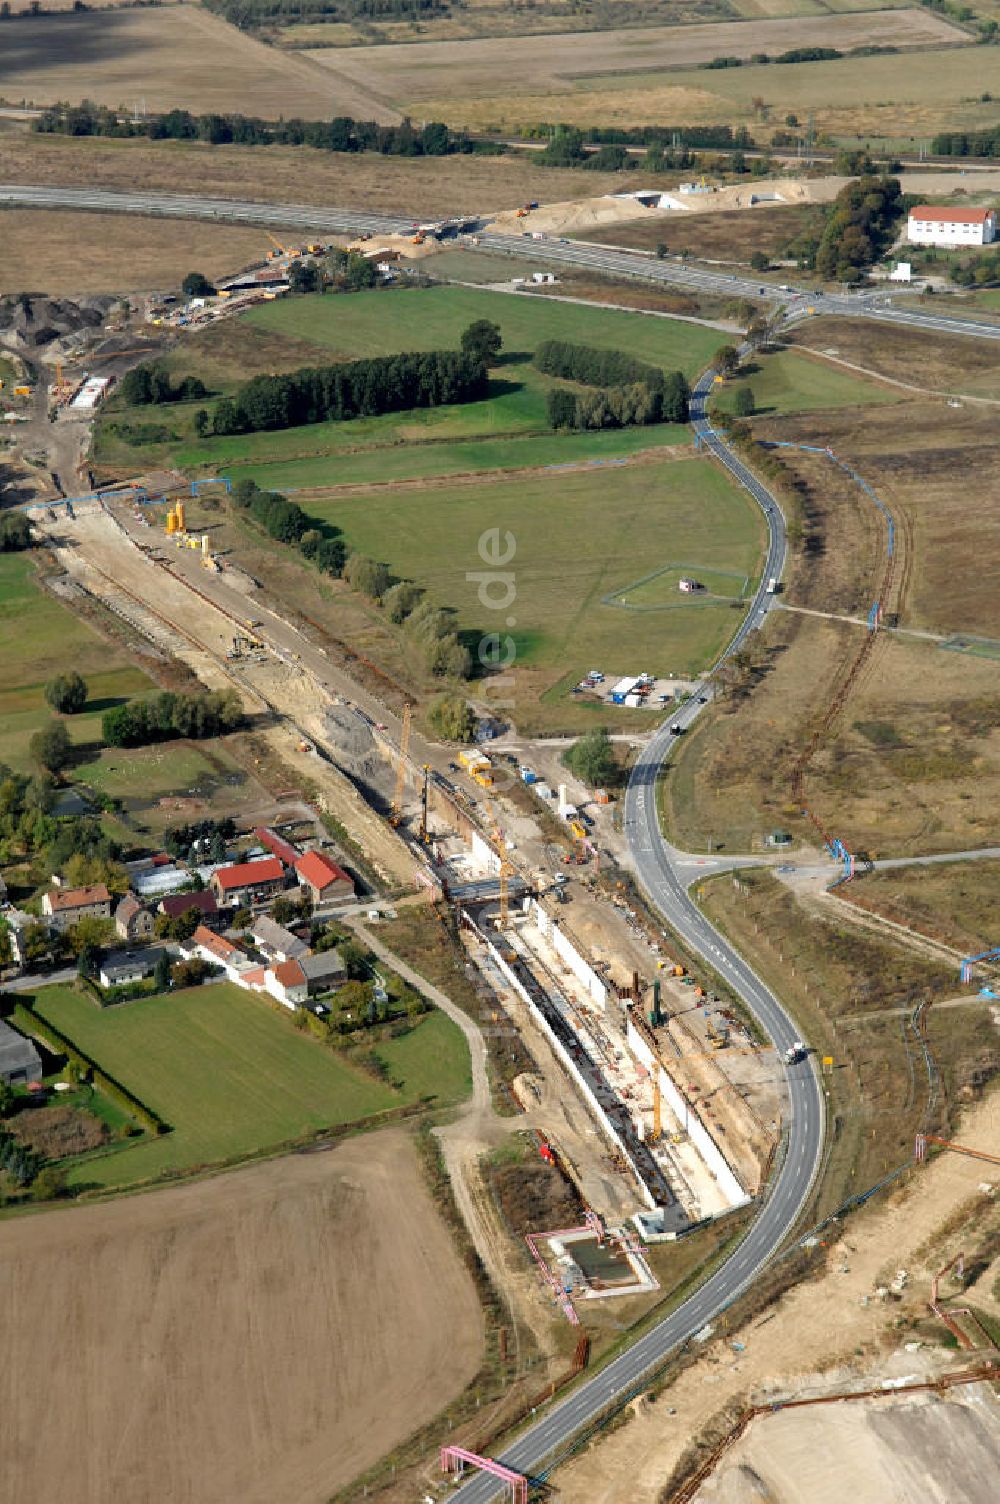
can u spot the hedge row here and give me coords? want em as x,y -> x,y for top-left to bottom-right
14,1003 -> 167,1136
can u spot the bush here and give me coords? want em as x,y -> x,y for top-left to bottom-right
0,513 -> 33,552
427,695 -> 477,742
102,688 -> 243,748
182,271 -> 215,297
536,341 -> 689,430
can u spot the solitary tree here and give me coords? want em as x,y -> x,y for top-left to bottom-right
44,670 -> 87,715
750,249 -> 770,273
29,720 -> 71,774
733,385 -> 756,417
713,345 -> 740,378
460,319 -> 503,365
181,271 -> 215,298
564,727 -> 616,788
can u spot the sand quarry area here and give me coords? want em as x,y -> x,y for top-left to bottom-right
552,1089 -> 1000,1504
698,1383 -> 1000,1504
0,1130 -> 484,1504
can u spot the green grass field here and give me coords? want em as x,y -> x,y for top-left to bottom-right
97,285 -> 716,483
0,553 -> 157,771
713,348 -> 903,417
207,423 -> 690,491
309,455 -> 765,717
29,982 -> 470,1188
244,286 -> 721,374
611,564 -> 749,607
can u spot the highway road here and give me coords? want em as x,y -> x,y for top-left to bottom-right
6,181 -> 1000,344
0,183 -> 415,239
477,229 -> 1000,343
444,382 -> 825,1502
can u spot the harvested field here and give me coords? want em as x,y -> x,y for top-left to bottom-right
0,9 -> 387,118
665,615 -> 1000,856
841,859 -> 1000,956
0,1130 -> 485,1504
787,316 -> 1000,403
276,0 -> 738,48
309,11 -> 966,107
660,389 -> 1000,857
578,202 -> 824,263
764,396 -> 1000,636
0,132 -> 640,219
431,41 -> 992,138
0,209 -> 283,295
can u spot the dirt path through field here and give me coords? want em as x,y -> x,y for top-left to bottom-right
550,1089 -> 1000,1502
0,1131 -> 484,1504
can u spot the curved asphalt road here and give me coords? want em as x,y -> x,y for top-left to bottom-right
444,380 -> 824,1502
0,178 -> 956,1495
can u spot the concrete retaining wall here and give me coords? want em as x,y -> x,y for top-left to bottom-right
480,928 -> 656,1210
627,1019 -> 749,1210
530,898 -> 608,1009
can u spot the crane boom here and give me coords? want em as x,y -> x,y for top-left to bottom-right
390,704 -> 411,827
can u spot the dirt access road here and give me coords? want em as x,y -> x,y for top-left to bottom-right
0,1131 -> 483,1504
35,499 -> 416,885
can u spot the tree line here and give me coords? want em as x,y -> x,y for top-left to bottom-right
102,689 -> 244,748
33,101 -> 490,158
231,478 -> 347,576
208,349 -> 488,437
205,0 -> 447,29
536,341 -> 689,432
931,127 -> 1000,158
119,365 -> 208,406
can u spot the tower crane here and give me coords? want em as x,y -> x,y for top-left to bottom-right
390,704 -> 411,828
419,763 -> 431,843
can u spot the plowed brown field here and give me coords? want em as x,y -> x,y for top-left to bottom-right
0,1130 -> 484,1504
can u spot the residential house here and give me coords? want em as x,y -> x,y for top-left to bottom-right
251,914 -> 309,963
184,925 -> 261,987
0,1018 -> 42,1085
42,883 -> 112,931
300,948 -> 346,997
265,958 -> 308,1009
114,894 -> 154,944
158,889 -> 221,928
294,849 -> 355,905
99,948 -> 161,989
211,857 -> 285,909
